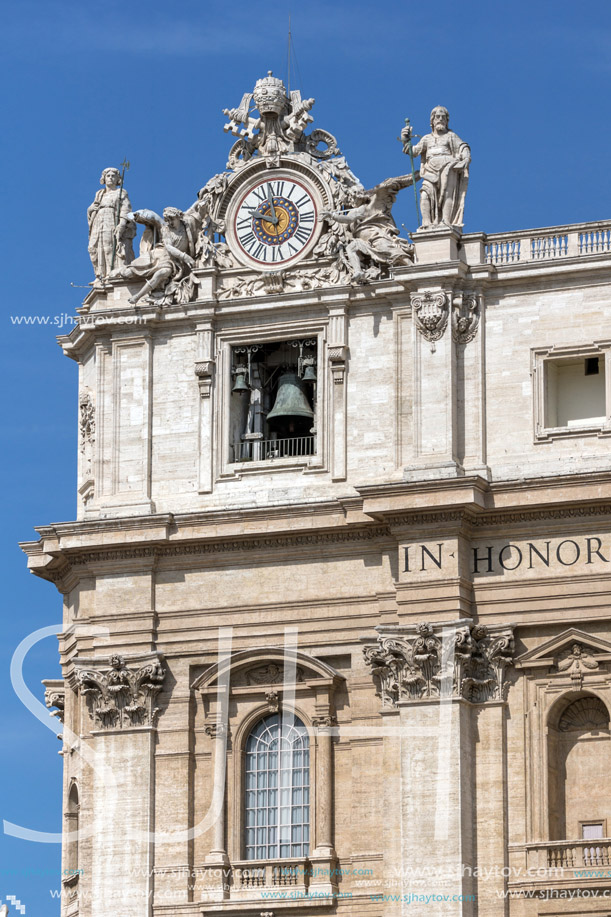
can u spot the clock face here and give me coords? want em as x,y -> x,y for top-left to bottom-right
230,176 -> 319,269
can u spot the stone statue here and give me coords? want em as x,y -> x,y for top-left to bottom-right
112,207 -> 198,304
321,174 -> 417,282
401,106 -> 470,230
87,167 -> 136,281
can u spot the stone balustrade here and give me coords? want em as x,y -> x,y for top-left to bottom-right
525,839 -> 611,870
481,220 -> 611,265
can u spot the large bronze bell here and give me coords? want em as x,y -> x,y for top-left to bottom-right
267,373 -> 314,436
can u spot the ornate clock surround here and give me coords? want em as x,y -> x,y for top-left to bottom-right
221,158 -> 331,272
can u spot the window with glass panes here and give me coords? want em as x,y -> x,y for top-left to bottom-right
244,713 -> 310,859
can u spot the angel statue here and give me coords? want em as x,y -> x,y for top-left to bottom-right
111,207 -> 199,304
321,173 -> 418,283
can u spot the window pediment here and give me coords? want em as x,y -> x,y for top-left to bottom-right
192,648 -> 345,694
516,628 -> 611,670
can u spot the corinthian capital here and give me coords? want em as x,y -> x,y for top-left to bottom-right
363,622 -> 514,707
75,653 -> 165,730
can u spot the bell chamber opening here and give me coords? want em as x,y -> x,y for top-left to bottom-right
229,339 -> 318,463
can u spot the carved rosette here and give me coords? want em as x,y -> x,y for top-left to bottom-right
452,292 -> 480,344
76,654 -> 165,730
411,291 -> 450,343
363,623 -> 514,706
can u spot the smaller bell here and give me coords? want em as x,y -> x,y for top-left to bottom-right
232,372 -> 249,394
302,363 -> 317,383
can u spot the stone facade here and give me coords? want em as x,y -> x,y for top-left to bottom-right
23,77 -> 611,917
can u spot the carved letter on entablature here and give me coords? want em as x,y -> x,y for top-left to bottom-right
363,622 -> 515,707
411,291 -> 450,347
452,292 -> 480,344
76,654 -> 165,730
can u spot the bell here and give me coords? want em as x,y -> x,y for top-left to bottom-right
267,373 -> 314,436
301,363 -> 317,383
232,372 -> 249,394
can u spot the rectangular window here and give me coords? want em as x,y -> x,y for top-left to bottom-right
582,822 -> 604,840
545,358 -> 606,428
229,339 -> 318,465
533,345 -> 611,440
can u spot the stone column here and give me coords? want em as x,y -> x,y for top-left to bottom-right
407,289 -> 459,481
363,621 -> 515,916
201,723 -> 230,902
195,313 -> 215,494
90,728 -> 156,917
313,720 -> 335,855
328,306 -> 348,482
75,653 -> 165,917
399,698 -> 476,915
474,703 -> 508,916
309,716 -> 337,897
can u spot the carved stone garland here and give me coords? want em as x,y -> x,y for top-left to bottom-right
363,623 -> 514,706
76,654 -> 165,729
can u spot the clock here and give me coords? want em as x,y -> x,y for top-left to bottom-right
224,168 -> 323,271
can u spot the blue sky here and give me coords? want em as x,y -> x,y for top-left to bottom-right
1,0 -> 610,911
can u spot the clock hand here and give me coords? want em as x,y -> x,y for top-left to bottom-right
252,207 -> 278,226
266,184 -> 278,222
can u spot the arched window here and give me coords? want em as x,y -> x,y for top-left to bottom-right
245,713 -> 310,860
67,782 -> 79,873
548,694 -> 611,840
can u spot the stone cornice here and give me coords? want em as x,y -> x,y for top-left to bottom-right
21,474 -> 611,589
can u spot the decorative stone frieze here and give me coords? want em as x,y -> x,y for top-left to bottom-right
452,292 -> 480,344
363,622 -> 514,706
246,663 -> 305,685
411,291 -> 450,345
76,654 -> 165,730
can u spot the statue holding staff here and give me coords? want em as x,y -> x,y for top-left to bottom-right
87,166 -> 136,281
401,106 -> 470,230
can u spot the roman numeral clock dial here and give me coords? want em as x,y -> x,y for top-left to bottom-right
226,173 -> 321,270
